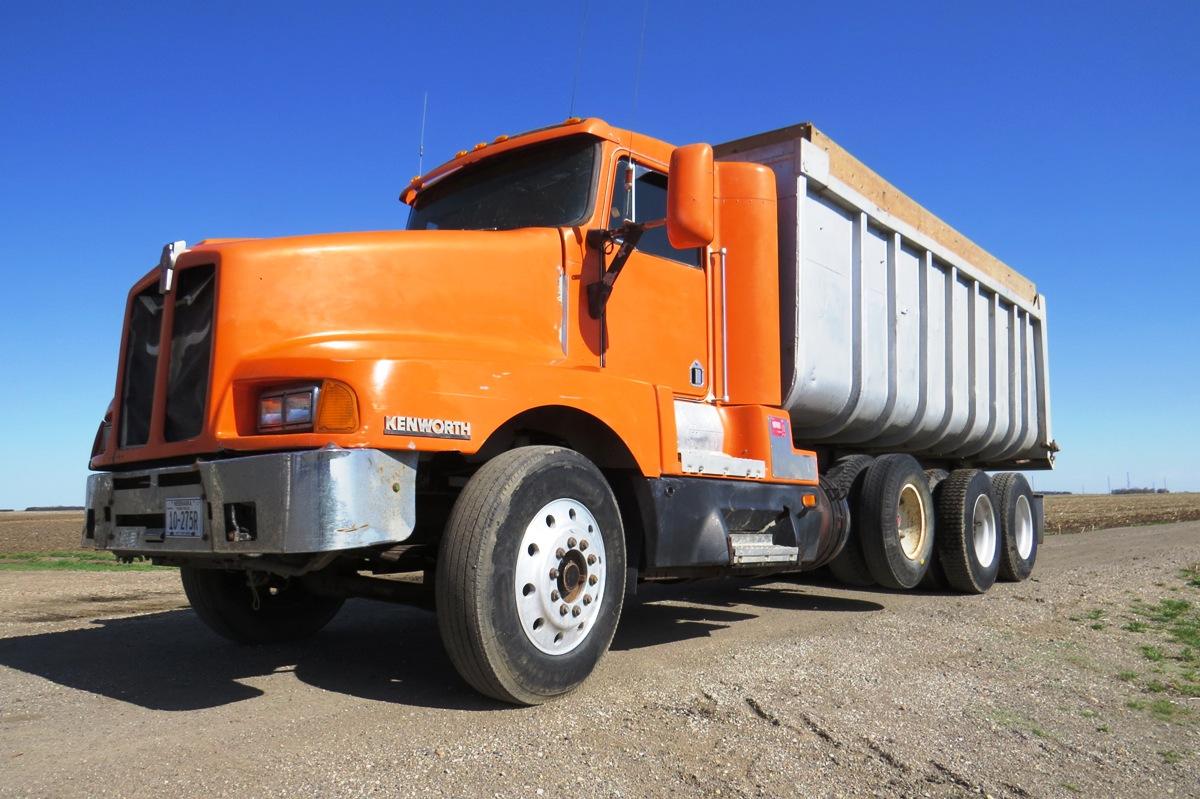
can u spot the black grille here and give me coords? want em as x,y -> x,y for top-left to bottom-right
119,286 -> 164,447
165,265 -> 215,441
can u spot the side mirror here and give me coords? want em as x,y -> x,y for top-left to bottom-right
667,143 -> 715,249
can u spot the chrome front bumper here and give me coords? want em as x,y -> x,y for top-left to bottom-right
83,448 -> 417,556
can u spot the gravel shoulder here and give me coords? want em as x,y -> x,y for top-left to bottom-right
2,522 -> 1199,798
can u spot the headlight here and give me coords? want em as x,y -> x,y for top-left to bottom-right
257,386 -> 317,432
256,380 -> 359,434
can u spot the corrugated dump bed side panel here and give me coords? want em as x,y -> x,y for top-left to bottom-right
715,128 -> 1054,469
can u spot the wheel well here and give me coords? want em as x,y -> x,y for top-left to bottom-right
481,407 -> 646,571
411,406 -> 648,570
476,405 -> 639,471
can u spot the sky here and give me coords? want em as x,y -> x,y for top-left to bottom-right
1,1 -> 1198,507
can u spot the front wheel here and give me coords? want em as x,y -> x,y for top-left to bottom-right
436,446 -> 626,705
180,567 -> 344,644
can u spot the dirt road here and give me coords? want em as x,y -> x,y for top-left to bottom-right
2,523 -> 1198,798
8,494 -> 1200,553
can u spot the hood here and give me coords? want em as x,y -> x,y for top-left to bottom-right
92,227 -> 572,467
202,227 -> 569,366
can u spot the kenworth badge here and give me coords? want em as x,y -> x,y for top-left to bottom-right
384,415 -> 471,440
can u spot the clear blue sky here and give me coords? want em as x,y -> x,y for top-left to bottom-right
1,1 -> 1197,507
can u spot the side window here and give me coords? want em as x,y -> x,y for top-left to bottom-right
609,157 -> 702,266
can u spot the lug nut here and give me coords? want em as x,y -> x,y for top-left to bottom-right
560,604 -> 569,616
567,537 -> 577,548
587,554 -> 596,565
579,540 -> 588,551
583,595 -> 592,605
588,574 -> 598,585
556,548 -> 566,559
572,606 -> 582,617
549,568 -> 559,580
550,590 -> 560,601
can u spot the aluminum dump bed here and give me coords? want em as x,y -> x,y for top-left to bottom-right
716,125 -> 1055,469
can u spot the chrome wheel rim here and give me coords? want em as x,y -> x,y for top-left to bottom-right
515,498 -> 606,655
1015,494 -> 1034,559
972,494 -> 997,566
896,483 -> 929,561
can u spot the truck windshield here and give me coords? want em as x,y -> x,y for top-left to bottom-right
407,135 -> 599,231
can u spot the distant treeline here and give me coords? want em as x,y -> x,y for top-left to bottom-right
22,505 -> 86,511
1111,488 -> 1170,495
1039,490 -> 1073,495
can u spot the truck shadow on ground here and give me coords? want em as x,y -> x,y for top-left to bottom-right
0,581 -> 883,713
613,580 -> 883,650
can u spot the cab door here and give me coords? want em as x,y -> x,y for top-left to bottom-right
598,158 -> 710,398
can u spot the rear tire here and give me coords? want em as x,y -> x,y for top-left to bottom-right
919,470 -> 950,590
825,455 -> 876,587
859,454 -> 936,589
993,472 -> 1038,582
934,469 -> 1001,594
436,446 -> 626,705
180,567 -> 343,644
924,469 -> 950,492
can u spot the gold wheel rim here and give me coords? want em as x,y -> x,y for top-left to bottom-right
896,483 -> 928,561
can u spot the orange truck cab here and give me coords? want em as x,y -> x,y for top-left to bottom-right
83,117 -> 1049,704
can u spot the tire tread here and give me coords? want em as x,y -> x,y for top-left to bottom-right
825,455 -> 876,587
935,469 -> 999,594
436,446 -> 625,705
437,449 -> 531,702
993,472 -> 1037,582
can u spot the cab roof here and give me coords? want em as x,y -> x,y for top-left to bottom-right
400,117 -> 676,205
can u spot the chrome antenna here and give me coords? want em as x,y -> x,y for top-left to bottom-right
417,91 -> 428,175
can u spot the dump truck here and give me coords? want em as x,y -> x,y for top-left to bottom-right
83,117 -> 1055,704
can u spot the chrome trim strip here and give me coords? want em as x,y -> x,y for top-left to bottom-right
719,246 -> 729,402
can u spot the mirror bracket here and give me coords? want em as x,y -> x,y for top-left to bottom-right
586,222 -> 647,319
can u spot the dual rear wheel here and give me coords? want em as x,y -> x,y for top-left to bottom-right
934,469 -> 1001,594
826,455 -> 1036,595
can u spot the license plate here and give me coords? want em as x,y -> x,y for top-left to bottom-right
165,497 -> 204,538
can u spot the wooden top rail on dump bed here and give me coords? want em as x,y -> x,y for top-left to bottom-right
715,123 -> 1036,302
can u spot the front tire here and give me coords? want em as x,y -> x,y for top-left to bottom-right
436,446 -> 626,705
180,567 -> 344,644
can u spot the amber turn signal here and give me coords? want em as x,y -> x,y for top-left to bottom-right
316,379 -> 359,433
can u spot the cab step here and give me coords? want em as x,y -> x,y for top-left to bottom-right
728,533 -> 799,565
